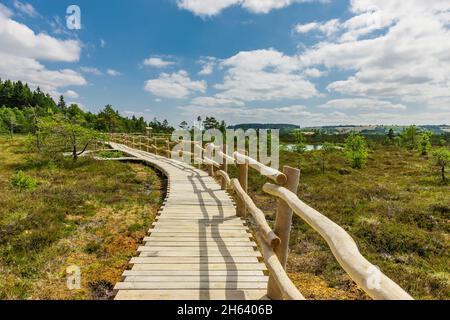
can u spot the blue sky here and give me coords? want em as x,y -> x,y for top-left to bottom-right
0,0 -> 449,126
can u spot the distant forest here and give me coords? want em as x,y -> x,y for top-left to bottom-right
0,79 -> 174,135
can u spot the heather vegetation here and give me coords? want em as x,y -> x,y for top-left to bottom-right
0,136 -> 164,299
224,131 -> 449,300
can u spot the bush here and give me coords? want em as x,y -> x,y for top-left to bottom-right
344,134 -> 368,169
416,132 -> 432,156
432,147 -> 450,183
10,171 -> 38,190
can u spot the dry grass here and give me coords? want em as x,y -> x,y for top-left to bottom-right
0,136 -> 164,299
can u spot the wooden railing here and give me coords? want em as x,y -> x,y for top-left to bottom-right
108,133 -> 413,300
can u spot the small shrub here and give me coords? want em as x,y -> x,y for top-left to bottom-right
344,134 -> 368,169
10,171 -> 37,190
431,147 -> 450,183
416,132 -> 432,156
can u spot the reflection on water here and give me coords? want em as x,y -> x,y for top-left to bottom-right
284,144 -> 323,152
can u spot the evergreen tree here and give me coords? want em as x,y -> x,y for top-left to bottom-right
57,95 -> 67,112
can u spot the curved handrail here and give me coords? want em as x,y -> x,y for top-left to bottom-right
254,232 -> 305,300
234,152 -> 287,185
262,183 -> 413,300
231,179 -> 280,248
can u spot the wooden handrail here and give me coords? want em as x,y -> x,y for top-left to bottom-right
110,133 -> 412,300
234,152 -> 287,185
231,179 -> 280,248
203,156 -> 221,169
262,183 -> 413,300
254,232 -> 305,300
215,170 -> 231,189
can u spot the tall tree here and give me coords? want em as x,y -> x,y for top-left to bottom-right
57,95 -> 67,113
400,125 -> 418,149
0,107 -> 18,137
97,105 -> 119,133
432,147 -> 450,184
37,115 -> 103,161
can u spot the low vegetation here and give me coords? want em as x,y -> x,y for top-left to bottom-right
0,136 -> 164,299
226,142 -> 449,300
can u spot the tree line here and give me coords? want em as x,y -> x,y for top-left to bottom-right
0,79 -> 174,136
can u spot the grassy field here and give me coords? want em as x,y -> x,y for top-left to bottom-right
0,135 -> 448,300
227,144 -> 449,300
0,136 -> 164,299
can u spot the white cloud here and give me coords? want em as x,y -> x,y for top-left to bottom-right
177,0 -> 328,17
295,19 -> 340,36
178,104 -> 324,125
80,67 -> 102,75
64,90 -> 79,99
178,104 -> 449,126
143,57 -> 176,68
107,69 -> 122,76
13,0 -> 38,18
319,98 -> 407,111
191,96 -> 244,106
197,57 -> 218,75
100,39 -> 106,48
0,8 -> 81,62
144,70 -> 207,99
297,0 -> 450,115
0,7 -> 85,96
214,49 -> 318,101
0,4 -> 12,17
0,53 -> 86,96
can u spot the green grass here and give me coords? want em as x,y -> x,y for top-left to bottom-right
226,144 -> 449,300
0,135 -> 164,300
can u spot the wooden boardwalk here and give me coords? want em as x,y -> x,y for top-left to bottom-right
110,143 -> 268,300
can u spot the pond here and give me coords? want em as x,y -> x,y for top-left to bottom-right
283,144 -> 323,152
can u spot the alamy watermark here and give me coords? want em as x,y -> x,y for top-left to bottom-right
170,128 -> 280,173
66,5 -> 81,30
66,265 -> 81,290
366,265 -> 382,290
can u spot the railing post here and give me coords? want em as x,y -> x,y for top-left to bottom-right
267,165 -> 300,300
154,138 -> 157,155
236,151 -> 248,218
220,145 -> 228,190
166,140 -> 170,158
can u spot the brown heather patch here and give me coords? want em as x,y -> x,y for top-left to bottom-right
0,135 -> 163,300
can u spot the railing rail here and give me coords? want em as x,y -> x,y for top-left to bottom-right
262,183 -> 413,300
108,133 -> 413,300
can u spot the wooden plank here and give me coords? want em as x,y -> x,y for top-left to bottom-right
131,263 -> 267,271
138,249 -> 262,262
148,229 -> 250,235
124,276 -> 269,282
114,290 -> 268,300
114,282 -> 268,290
152,226 -> 248,231
122,270 -> 265,276
143,239 -> 255,246
130,257 -> 259,264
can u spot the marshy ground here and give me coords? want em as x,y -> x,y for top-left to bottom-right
0,136 -> 164,299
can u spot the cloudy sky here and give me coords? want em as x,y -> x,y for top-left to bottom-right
0,0 -> 449,126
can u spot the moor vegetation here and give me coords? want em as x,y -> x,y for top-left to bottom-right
225,137 -> 449,300
0,136 -> 164,299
